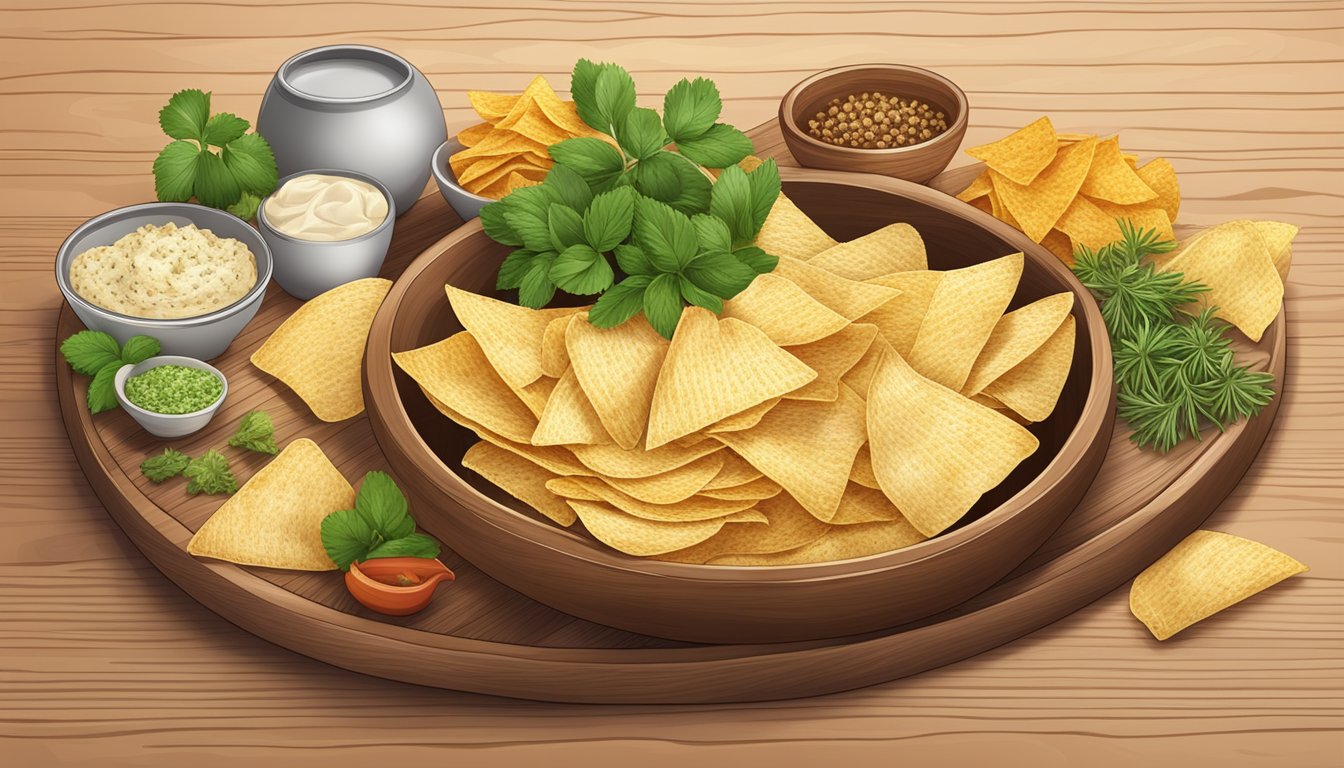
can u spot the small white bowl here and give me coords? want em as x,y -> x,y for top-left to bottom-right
115,355 -> 228,439
431,138 -> 492,221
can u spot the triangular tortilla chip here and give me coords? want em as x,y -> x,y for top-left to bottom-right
982,314 -> 1077,422
457,121 -> 493,147
563,313 -> 667,450
906,253 -> 1023,391
251,278 -> 390,422
1159,221 -> 1283,342
1134,158 -> 1180,222
963,292 -> 1074,396
1078,136 -> 1157,205
774,256 -> 902,321
187,439 -> 352,570
784,323 -> 879,402
860,271 -> 943,358
956,169 -> 993,202
540,314 -> 573,378
706,398 -> 781,434
829,482 -> 908,525
1251,220 -> 1298,283
711,517 -> 925,565
722,273 -> 850,346
446,285 -> 580,393
702,453 -> 764,490
806,223 -> 927,279
570,438 -> 725,479
849,443 -> 880,489
698,476 -> 782,501
462,441 -> 575,526
467,89 -> 520,123
588,452 -> 724,505
1055,195 -> 1125,251
965,116 -> 1058,186
568,500 -> 765,556
754,193 -> 838,260
547,476 -> 756,522
393,333 -> 537,444
1039,228 -> 1076,266
1089,198 -> 1175,244
531,366 -> 612,446
653,493 -> 828,564
993,136 -> 1097,242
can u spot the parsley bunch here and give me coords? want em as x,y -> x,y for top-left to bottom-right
479,60 -> 782,338
1073,220 -> 1275,451
320,471 -> 440,571
138,411 -> 277,495
152,89 -> 279,220
60,330 -> 160,413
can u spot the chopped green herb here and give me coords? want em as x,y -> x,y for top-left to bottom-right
124,364 -> 222,415
183,449 -> 238,495
227,410 -> 278,455
140,448 -> 191,483
320,471 -> 441,571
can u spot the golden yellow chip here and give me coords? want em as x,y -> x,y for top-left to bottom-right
568,500 -> 765,556
965,116 -> 1058,186
982,314 -> 1076,423
462,440 -> 576,527
860,271 -> 943,358
722,272 -> 850,346
753,193 -> 838,260
457,152 -> 544,189
457,121 -> 494,148
1088,198 -> 1175,244
967,195 -> 993,215
1134,158 -> 1180,222
653,493 -> 828,564
547,476 -> 756,522
987,186 -> 1023,230
829,483 -> 906,525
774,256 -> 901,321
1130,530 -> 1306,641
565,313 -> 669,450
849,443 -> 880,488
956,169 -> 993,202
713,386 -> 867,521
906,253 -> 1023,392
596,452 -> 724,505
805,223 -> 928,279
1251,220 -> 1298,282
540,314 -> 573,378
495,76 -> 587,146
1054,194 -> 1125,251
1077,136 -> 1158,205
449,127 -> 550,164
570,438 -> 725,479
475,167 -> 545,199
783,323 -> 878,402
393,333 -> 537,444
867,350 -> 1039,537
1160,220 -> 1283,342
963,292 -> 1074,396
992,136 -> 1096,242
446,285 -> 578,393
1039,228 -> 1076,266
698,476 -> 782,501
702,453 -> 764,490
251,277 -> 390,422
467,89 -> 520,122
706,397 -> 780,434
646,309 -> 817,449
838,334 -> 891,399
187,438 -> 352,570
711,517 -> 925,566
513,376 -> 556,419
531,367 -> 612,446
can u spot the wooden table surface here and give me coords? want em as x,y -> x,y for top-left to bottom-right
1,2 -> 1340,765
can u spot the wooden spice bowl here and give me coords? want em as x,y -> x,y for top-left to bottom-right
363,167 -> 1114,645
779,64 -> 969,183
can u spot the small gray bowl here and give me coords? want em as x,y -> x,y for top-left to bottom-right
431,138 -> 492,221
55,202 -> 272,361
114,355 -> 228,438
257,168 -> 396,299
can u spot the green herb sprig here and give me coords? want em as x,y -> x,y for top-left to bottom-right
1073,220 -> 1275,451
60,330 -> 161,414
480,60 -> 782,338
152,89 -> 279,220
320,471 -> 441,571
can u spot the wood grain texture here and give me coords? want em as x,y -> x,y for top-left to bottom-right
1,1 -> 1340,765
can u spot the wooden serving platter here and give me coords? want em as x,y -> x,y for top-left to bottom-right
55,120 -> 1286,704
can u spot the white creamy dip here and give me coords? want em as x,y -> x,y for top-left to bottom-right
263,173 -> 389,241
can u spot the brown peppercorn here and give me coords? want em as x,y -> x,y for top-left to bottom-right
807,91 -> 951,148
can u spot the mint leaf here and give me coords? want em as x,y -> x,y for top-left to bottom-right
221,133 -> 278,196
614,243 -> 655,276
498,249 -> 540,290
542,163 -> 593,212
570,58 -> 606,133
321,507 -> 378,571
365,532 -> 441,561
685,250 -> 757,299
643,273 -> 684,339
617,107 -> 666,161
633,196 -> 698,272
202,112 -> 250,146
158,88 -> 210,141
593,65 -> 637,133
550,244 -> 614,295
183,449 -> 238,495
710,164 -> 754,245
679,274 -> 723,314
120,335 -> 160,365
663,77 -> 721,143
228,410 -> 278,455
734,245 -> 778,275
153,141 -> 201,202
746,159 -> 782,237
503,184 -> 560,224
503,209 -> 552,253
550,138 -> 625,191
677,124 -> 753,169
518,257 -> 557,308
61,330 -> 122,376
548,203 -> 586,251
355,471 -> 415,541
691,213 -> 733,253
631,152 -> 711,215
140,448 -> 191,483
480,201 -> 523,246
583,187 -> 635,252
193,150 -> 242,209
227,191 -> 262,221
87,362 -> 121,414
589,274 -> 652,329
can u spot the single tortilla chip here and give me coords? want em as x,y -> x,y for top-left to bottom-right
467,89 -> 520,122
829,482 -> 907,525
446,285 -> 580,393
457,121 -> 494,147
784,323 -> 879,402
1078,136 -> 1157,205
963,292 -> 1074,396
597,451 -> 724,505
1160,220 -> 1283,342
1055,195 -> 1127,251
982,314 -> 1076,423
860,271 -> 943,358
722,273 -> 850,346
698,476 -> 782,501
703,453 -> 764,490
569,500 -> 765,556
706,397 -> 781,434
187,438 -> 351,570
907,253 -> 1023,392
251,278 -> 390,422
493,76 -> 578,146
956,169 -> 993,202
714,386 -> 867,522
993,136 -> 1097,242
547,476 -> 756,522
646,309 -> 817,449
531,366 -> 612,446
711,517 -> 925,566
514,375 -> 557,419
570,438 -> 724,479
867,350 -> 1039,537
1039,228 -> 1076,266
849,443 -> 880,489
965,116 -> 1058,186
540,314 -> 573,378
654,493 -> 828,564
754,193 -> 838,260
774,256 -> 902,321
806,223 -> 927,279
1251,220 -> 1298,283
566,313 -> 668,450
1133,158 -> 1180,222
393,333 -> 537,444
1130,530 -> 1306,641
462,440 -> 575,527
840,334 -> 893,399
1089,198 -> 1175,244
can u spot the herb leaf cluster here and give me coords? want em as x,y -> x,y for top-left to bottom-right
1073,220 -> 1275,451
60,330 -> 161,414
320,471 -> 441,571
152,89 -> 279,220
480,60 -> 782,338
138,410 -> 278,495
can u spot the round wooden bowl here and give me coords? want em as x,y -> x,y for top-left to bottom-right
364,168 -> 1114,645
778,64 -> 968,183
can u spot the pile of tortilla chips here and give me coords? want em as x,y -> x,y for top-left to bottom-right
394,191 -> 1077,565
450,75 -> 606,199
957,116 -> 1180,265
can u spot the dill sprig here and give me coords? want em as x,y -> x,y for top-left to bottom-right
1073,220 -> 1276,451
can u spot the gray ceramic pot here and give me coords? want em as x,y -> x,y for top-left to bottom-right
257,45 -> 447,216
55,202 -> 272,361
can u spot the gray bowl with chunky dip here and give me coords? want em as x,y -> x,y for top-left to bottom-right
55,202 -> 273,361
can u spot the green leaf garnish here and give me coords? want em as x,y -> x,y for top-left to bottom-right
364,533 -> 441,561
550,244 -> 614,295
617,107 -> 667,161
228,410 -> 278,455
321,471 -> 440,571
183,449 -> 238,496
152,141 -> 201,202
202,112 -> 250,146
158,88 -> 210,141
151,88 -> 278,215
141,448 -> 191,483
643,273 -> 684,339
675,123 -> 753,168
119,335 -> 161,365
662,77 -> 721,143
60,330 -> 123,376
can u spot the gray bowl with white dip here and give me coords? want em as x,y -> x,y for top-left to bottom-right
55,202 -> 273,361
